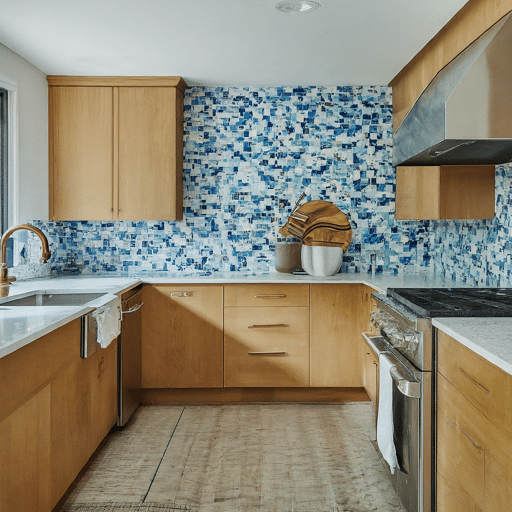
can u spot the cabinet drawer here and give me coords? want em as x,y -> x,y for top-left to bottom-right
224,307 -> 309,387
224,284 -> 309,307
438,330 -> 512,442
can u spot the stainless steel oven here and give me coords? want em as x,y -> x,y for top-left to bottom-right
363,329 -> 431,512
370,286 -> 512,512
368,292 -> 434,512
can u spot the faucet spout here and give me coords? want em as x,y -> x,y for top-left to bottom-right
0,224 -> 51,285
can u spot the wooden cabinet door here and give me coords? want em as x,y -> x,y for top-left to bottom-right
0,385 -> 52,512
437,333 -> 512,511
363,345 -> 378,406
142,285 -> 224,388
310,284 -> 372,387
50,356 -> 91,506
88,341 -> 118,451
118,87 -> 183,220
437,374 -> 486,510
49,86 -> 114,220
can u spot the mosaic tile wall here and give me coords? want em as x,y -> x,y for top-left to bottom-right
421,164 -> 512,286
29,85 -> 403,275
22,86 -> 512,283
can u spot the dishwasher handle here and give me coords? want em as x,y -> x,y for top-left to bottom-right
122,302 -> 144,316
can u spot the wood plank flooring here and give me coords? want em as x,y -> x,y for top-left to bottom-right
59,403 -> 405,512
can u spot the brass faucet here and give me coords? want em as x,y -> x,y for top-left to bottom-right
0,224 -> 51,287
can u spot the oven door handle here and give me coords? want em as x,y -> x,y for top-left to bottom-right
389,364 -> 421,399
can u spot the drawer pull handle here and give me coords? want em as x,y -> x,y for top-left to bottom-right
170,291 -> 193,298
247,323 -> 288,329
248,351 -> 287,355
254,294 -> 286,298
458,367 -> 490,395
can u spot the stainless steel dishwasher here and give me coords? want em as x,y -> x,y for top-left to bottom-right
118,286 -> 143,426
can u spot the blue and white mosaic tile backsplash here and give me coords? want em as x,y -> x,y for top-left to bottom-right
22,86 -> 512,285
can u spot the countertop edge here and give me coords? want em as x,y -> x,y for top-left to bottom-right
433,318 -> 512,377
0,272 -> 483,361
0,306 -> 93,359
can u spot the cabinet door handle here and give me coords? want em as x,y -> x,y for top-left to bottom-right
254,294 -> 286,298
170,291 -> 194,298
247,323 -> 288,329
458,367 -> 490,395
248,351 -> 287,355
122,302 -> 144,315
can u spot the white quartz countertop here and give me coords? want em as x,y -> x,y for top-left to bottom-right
17,270 -> 462,292
0,270 -> 500,361
433,317 -> 512,376
0,305 -> 93,358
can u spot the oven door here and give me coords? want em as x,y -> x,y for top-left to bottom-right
385,351 -> 421,512
364,333 -> 432,512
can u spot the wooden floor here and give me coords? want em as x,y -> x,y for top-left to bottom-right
59,403 -> 405,512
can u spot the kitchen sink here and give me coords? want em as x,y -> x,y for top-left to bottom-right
0,292 -> 107,307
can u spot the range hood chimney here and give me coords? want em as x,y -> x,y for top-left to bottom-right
393,12 -> 512,167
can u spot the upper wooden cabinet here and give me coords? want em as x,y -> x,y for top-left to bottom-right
48,76 -> 186,221
395,165 -> 495,220
390,3 -> 508,220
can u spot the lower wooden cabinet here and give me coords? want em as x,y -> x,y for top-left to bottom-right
224,306 -> 310,387
310,284 -> 373,387
437,331 -> 512,511
0,319 -> 119,511
89,342 -> 119,457
141,282 -> 374,392
0,385 -> 52,512
50,352 -> 91,505
141,284 -> 224,388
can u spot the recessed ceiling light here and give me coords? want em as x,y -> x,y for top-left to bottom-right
276,1 -> 321,14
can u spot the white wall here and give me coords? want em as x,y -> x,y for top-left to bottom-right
0,43 -> 48,223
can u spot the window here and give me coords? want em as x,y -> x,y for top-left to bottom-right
0,87 -> 8,234
0,76 -> 18,266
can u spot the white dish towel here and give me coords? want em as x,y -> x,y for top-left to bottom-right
93,297 -> 121,348
377,353 -> 399,474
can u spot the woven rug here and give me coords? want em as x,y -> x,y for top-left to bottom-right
60,503 -> 192,511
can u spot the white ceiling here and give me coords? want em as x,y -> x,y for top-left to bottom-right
0,0 -> 470,87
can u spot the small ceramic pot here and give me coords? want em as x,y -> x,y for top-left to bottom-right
274,242 -> 303,273
301,245 -> 344,276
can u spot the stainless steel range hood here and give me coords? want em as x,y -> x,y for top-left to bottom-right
393,12 -> 512,167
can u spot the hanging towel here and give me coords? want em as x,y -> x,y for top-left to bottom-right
377,353 -> 399,474
93,296 -> 121,348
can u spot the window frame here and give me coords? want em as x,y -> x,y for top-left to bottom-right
0,75 -> 18,267
0,74 -> 18,232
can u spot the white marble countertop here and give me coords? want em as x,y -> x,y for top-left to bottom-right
433,317 -> 512,376
0,270 -> 500,361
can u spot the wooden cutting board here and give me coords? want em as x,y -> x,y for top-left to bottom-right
279,200 -> 352,251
